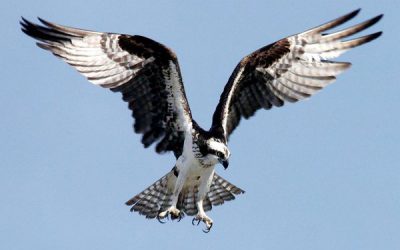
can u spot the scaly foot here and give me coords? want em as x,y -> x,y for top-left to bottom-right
157,206 -> 183,223
192,212 -> 213,233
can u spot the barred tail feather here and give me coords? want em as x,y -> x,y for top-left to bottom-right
125,171 -> 176,219
177,185 -> 198,216
206,173 -> 245,209
126,171 -> 244,219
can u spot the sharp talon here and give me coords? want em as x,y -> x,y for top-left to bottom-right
202,223 -> 213,233
192,217 -> 201,226
157,215 -> 167,224
177,213 -> 184,222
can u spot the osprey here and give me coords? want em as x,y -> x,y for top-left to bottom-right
21,9 -> 382,232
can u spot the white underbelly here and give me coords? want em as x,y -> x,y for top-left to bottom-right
178,134 -> 216,194
180,157 -> 215,192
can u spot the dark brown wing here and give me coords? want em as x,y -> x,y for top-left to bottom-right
21,18 -> 193,157
211,9 -> 383,140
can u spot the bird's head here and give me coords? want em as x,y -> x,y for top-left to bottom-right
205,138 -> 230,169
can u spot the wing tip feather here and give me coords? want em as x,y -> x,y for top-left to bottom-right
351,8 -> 362,16
37,16 -> 49,26
369,31 -> 383,40
370,14 -> 384,26
303,8 -> 364,36
35,42 -> 50,50
346,8 -> 362,21
345,31 -> 383,48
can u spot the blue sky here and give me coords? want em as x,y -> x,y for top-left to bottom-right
1,1 -> 398,249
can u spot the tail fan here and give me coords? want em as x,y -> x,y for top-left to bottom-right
126,171 -> 244,218
125,171 -> 176,219
206,173 -> 245,208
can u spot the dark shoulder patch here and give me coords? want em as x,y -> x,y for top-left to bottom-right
118,35 -> 177,63
248,38 -> 291,68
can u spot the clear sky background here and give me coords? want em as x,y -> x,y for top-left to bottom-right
1,1 -> 398,249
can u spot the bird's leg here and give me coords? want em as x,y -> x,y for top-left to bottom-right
157,186 -> 183,221
191,168 -> 214,232
157,160 -> 187,221
192,199 -> 213,233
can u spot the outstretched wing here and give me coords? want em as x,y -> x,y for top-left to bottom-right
211,9 -> 383,140
21,18 -> 193,157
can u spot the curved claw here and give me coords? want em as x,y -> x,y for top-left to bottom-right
157,215 -> 167,224
202,223 -> 213,233
192,217 -> 201,226
176,213 -> 184,222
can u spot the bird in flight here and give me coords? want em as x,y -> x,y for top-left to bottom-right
21,9 -> 382,232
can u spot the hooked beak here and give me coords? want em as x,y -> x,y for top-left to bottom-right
220,159 -> 229,169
